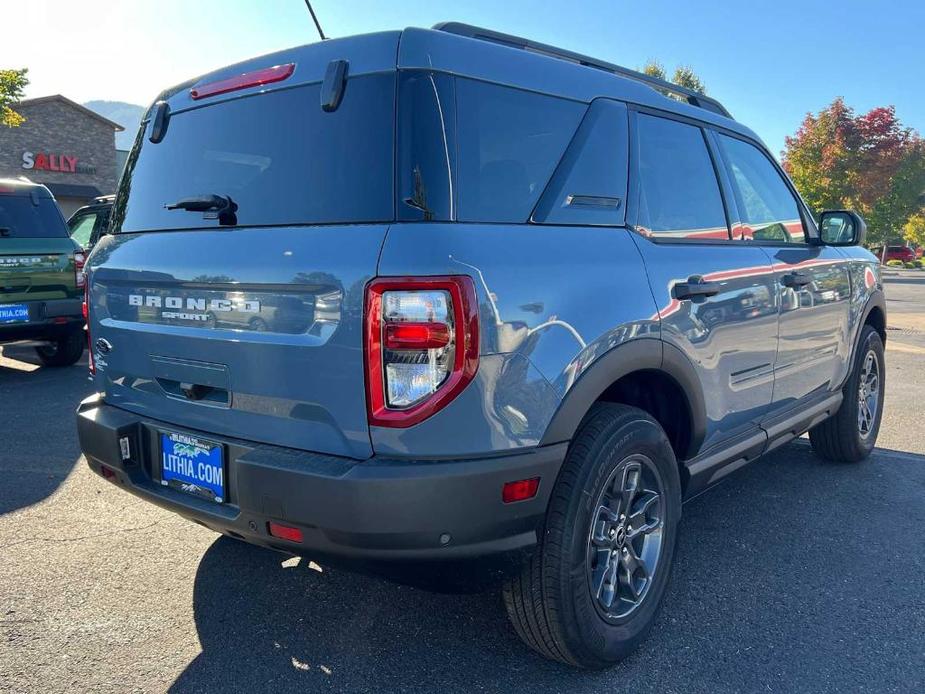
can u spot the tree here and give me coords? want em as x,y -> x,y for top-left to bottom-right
671,65 -> 707,95
642,60 -> 667,81
782,99 -> 925,245
903,212 -> 925,249
1,68 -> 29,127
641,60 -> 708,97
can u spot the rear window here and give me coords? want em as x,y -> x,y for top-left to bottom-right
113,73 -> 395,233
0,194 -> 68,239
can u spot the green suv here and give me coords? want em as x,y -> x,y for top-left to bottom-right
0,179 -> 86,366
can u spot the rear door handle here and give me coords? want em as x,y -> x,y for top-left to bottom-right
781,272 -> 812,288
672,277 -> 721,301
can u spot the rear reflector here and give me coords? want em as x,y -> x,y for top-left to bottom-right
502,478 -> 540,504
190,63 -> 295,100
100,466 -> 116,480
267,521 -> 303,543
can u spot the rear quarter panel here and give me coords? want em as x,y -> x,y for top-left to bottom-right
374,222 -> 659,457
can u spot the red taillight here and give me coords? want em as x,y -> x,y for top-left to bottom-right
190,63 -> 295,100
74,251 -> 86,289
365,276 -> 479,428
502,478 -> 540,504
384,322 -> 451,350
267,522 -> 303,543
84,282 -> 94,375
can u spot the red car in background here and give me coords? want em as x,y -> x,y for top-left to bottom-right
871,245 -> 916,263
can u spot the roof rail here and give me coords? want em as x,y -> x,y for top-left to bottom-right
432,22 -> 732,119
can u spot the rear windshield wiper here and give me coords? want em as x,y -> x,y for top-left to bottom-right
165,194 -> 237,225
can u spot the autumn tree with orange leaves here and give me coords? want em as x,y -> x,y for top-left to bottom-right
782,98 -> 925,245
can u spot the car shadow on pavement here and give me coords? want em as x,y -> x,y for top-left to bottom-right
173,442 -> 925,693
0,345 -> 91,514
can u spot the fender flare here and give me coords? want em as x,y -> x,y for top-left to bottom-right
841,288 -> 886,387
539,337 -> 707,458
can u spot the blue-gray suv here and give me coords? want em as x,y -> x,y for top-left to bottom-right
76,23 -> 886,667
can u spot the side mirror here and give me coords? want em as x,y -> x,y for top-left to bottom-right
819,209 -> 867,246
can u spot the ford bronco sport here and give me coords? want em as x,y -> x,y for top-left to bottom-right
1,179 -> 86,366
76,24 -> 886,667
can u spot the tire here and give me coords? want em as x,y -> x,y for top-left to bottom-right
503,403 -> 682,668
35,330 -> 85,367
809,325 -> 885,462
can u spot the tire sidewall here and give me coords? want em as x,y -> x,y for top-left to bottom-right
553,411 -> 681,665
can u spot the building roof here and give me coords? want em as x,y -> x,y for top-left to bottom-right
17,95 -> 125,131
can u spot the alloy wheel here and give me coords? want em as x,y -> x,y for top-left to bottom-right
857,349 -> 880,439
586,454 -> 665,620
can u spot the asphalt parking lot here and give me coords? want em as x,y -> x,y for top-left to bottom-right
1,275 -> 923,693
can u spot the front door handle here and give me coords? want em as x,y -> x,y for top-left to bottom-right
781,272 -> 812,288
672,277 -> 721,301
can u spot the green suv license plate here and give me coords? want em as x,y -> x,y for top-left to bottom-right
160,432 -> 225,503
0,304 -> 29,324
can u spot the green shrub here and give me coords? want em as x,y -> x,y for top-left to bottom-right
904,262 -> 916,269
914,260 -> 923,269
886,259 -> 904,267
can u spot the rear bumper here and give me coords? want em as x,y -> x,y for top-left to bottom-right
0,298 -> 83,342
76,395 -> 565,562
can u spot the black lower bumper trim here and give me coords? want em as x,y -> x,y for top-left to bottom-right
76,396 -> 566,562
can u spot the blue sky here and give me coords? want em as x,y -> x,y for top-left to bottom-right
5,0 -> 923,157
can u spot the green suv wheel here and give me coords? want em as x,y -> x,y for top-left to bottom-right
35,330 -> 85,367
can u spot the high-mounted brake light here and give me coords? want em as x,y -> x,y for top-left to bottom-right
365,277 -> 479,428
189,63 -> 295,100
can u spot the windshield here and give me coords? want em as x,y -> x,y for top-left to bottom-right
112,73 -> 395,233
0,194 -> 68,239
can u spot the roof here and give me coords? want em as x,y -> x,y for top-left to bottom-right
17,95 -> 125,131
44,182 -> 104,199
153,24 -> 762,146
0,178 -> 53,197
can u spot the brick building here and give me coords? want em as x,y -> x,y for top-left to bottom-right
0,95 -> 123,217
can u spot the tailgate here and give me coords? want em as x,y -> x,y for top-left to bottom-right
89,32 -> 401,458
89,226 -> 386,459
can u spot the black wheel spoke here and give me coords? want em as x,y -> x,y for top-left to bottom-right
628,491 -> 661,538
619,463 -> 641,518
619,546 -> 647,600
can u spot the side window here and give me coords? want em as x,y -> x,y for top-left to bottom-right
634,114 -> 729,240
717,134 -> 804,243
68,212 -> 97,248
455,79 -> 585,223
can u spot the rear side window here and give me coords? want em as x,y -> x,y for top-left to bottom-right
634,114 -> 729,240
68,211 -> 99,247
454,79 -> 585,223
716,134 -> 804,243
113,73 -> 395,233
0,194 -> 68,239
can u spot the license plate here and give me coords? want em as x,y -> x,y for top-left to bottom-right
160,431 -> 225,503
0,303 -> 29,324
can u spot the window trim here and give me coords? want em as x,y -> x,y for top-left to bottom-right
711,130 -> 812,247
626,108 -> 732,245
626,102 -> 819,247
